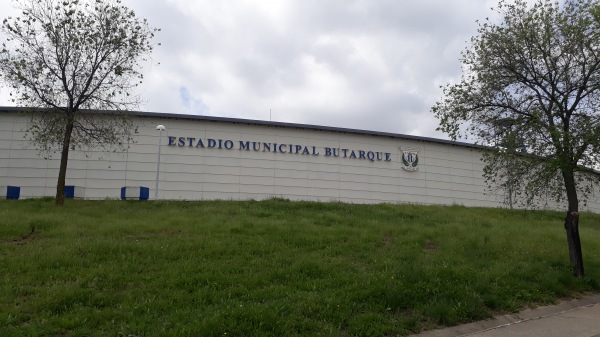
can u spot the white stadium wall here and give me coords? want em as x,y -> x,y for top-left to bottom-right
2,108 -> 600,212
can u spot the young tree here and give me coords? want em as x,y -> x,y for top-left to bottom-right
0,0 -> 159,205
432,0 -> 600,277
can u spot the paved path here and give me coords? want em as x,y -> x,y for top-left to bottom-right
409,294 -> 600,337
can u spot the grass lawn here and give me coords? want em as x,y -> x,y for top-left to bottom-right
0,198 -> 599,336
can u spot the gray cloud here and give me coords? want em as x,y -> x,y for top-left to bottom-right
0,0 -> 508,139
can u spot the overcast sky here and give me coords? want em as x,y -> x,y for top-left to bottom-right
0,0 -> 507,139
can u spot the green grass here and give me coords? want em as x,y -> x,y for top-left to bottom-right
1,198 -> 599,336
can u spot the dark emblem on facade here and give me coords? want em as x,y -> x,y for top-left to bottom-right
401,147 -> 419,171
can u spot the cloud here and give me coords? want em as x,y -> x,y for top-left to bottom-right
0,0 -> 509,139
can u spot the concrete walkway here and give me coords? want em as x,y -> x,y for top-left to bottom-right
409,294 -> 600,337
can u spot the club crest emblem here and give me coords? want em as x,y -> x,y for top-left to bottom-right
400,147 -> 419,171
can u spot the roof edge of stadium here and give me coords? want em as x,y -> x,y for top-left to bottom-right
0,106 -> 485,150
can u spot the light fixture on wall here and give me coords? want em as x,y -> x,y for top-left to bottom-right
155,125 -> 166,199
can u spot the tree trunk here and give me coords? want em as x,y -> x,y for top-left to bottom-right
564,211 -> 584,277
562,169 -> 584,277
55,118 -> 74,206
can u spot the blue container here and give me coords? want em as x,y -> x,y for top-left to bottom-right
140,187 -> 149,201
121,186 -> 149,200
64,185 -> 75,199
6,186 -> 20,200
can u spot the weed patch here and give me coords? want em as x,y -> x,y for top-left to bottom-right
0,199 -> 599,336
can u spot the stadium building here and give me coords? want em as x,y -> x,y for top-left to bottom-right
1,107 -> 599,212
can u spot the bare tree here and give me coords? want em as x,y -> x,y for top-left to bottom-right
432,0 -> 600,277
0,0 -> 159,205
